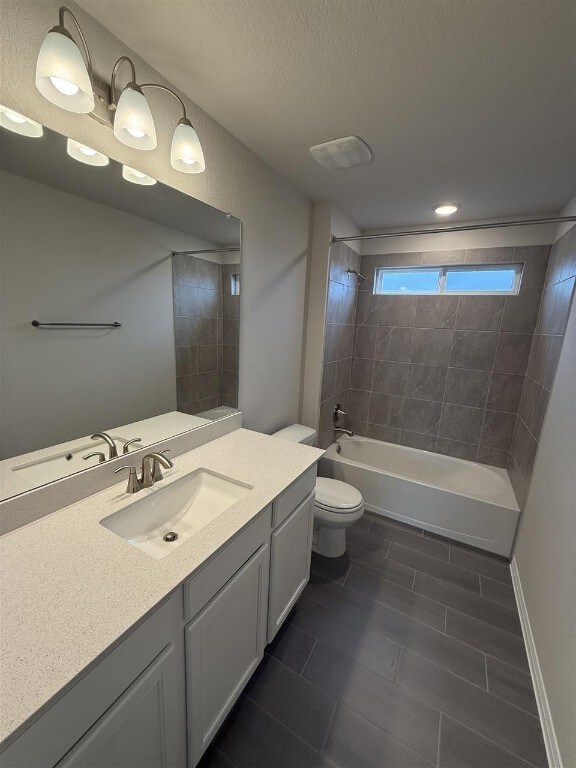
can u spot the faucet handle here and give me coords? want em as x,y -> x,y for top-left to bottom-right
123,438 -> 142,454
152,449 -> 173,482
333,403 -> 348,423
83,452 -> 106,464
113,465 -> 141,493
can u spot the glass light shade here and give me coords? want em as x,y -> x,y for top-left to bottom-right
67,138 -> 109,166
0,105 -> 43,137
171,119 -> 205,173
113,85 -> 157,150
36,29 -> 95,113
122,165 -> 157,185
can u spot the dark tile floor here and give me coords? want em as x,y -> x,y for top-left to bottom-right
200,514 -> 547,768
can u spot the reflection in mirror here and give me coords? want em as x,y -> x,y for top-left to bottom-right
0,123 -> 241,500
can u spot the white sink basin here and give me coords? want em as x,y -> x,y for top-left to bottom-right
101,469 -> 253,559
11,435 -> 133,485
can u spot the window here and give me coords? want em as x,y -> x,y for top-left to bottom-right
230,273 -> 240,295
373,263 -> 522,296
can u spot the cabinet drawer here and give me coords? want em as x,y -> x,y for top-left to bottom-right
272,466 -> 316,528
184,506 -> 271,622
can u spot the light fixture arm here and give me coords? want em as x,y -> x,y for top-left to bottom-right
57,6 -> 93,82
110,55 -> 138,108
139,83 -> 188,122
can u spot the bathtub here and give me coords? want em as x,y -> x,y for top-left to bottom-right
319,435 -> 520,557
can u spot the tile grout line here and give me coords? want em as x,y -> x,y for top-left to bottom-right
393,659 -> 542,768
436,712 -> 443,768
303,583 -> 531,686
243,693 -> 336,766
299,638 -> 318,678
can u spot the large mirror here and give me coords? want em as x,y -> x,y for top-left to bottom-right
0,125 -> 241,500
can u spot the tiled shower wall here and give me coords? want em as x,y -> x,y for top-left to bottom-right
509,225 -> 576,506
345,246 -> 551,468
172,255 -> 239,415
318,243 -> 361,447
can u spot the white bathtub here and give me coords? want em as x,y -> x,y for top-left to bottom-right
319,435 -> 520,557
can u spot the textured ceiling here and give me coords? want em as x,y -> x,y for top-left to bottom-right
79,0 -> 576,229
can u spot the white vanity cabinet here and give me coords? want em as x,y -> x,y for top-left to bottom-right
55,643 -> 185,768
0,465 -> 318,768
0,592 -> 187,768
185,544 -> 270,766
268,493 -> 315,641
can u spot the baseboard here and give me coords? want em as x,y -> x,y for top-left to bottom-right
510,557 -> 562,768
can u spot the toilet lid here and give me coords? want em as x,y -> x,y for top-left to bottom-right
315,477 -> 363,510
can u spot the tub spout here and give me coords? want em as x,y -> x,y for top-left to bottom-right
335,428 -> 354,437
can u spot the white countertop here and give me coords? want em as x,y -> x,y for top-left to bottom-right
0,428 -> 323,745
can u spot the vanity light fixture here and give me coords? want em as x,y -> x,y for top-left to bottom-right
122,165 -> 157,185
433,202 -> 460,216
35,7 -> 205,172
0,105 -> 43,137
66,138 -> 109,166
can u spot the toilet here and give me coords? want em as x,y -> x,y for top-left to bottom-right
271,424 -> 364,558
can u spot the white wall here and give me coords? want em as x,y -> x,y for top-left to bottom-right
0,0 -> 311,434
512,271 -> 575,768
300,203 -> 360,431
0,170 -> 213,458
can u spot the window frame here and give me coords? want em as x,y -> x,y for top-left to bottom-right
373,263 -> 523,296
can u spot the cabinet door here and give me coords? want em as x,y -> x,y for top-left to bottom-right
56,643 -> 186,768
186,544 -> 270,767
268,493 -> 314,642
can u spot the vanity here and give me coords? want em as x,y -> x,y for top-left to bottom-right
0,428 -> 323,767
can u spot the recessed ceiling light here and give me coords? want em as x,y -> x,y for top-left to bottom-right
433,203 -> 460,216
66,138 -> 109,166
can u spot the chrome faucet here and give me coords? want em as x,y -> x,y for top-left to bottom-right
334,428 -> 354,437
113,450 -> 174,494
141,450 -> 173,487
91,432 -> 118,460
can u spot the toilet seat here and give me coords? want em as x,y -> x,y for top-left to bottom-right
315,477 -> 363,513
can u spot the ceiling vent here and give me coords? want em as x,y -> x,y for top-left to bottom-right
310,136 -> 372,170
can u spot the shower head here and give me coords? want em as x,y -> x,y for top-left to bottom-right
347,268 -> 367,284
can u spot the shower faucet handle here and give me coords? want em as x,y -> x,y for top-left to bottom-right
333,404 -> 347,423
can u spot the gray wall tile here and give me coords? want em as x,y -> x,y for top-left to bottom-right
415,296 -> 458,329
411,328 -> 454,366
350,357 -> 374,390
455,296 -> 504,331
375,326 -> 413,361
439,403 -> 484,443
444,368 -> 490,407
406,364 -> 447,401
402,398 -> 442,436
369,393 -> 405,427
450,331 -> 497,370
486,372 -> 524,413
501,291 -> 542,333
372,360 -> 409,395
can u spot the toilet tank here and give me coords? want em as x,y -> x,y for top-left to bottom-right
271,424 -> 317,446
